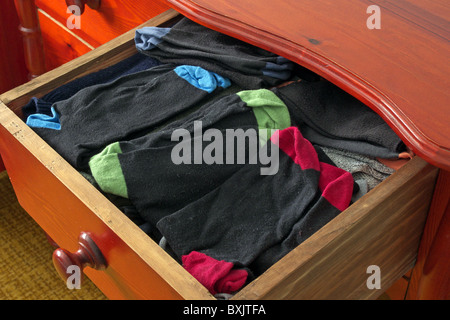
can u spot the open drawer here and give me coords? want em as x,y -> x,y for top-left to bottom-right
0,8 -> 441,300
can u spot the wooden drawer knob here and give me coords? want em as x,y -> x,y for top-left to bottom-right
52,232 -> 107,286
66,0 -> 101,15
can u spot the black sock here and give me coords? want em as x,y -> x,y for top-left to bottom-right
135,17 -> 294,89
275,80 -> 406,158
22,53 -> 161,119
156,126 -> 354,276
30,64 -> 233,170
88,88 -> 292,237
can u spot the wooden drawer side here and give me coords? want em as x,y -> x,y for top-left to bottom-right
0,102 -> 213,300
235,157 -> 439,300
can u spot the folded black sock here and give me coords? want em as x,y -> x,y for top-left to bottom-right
135,17 -> 294,89
275,80 -> 406,158
156,126 -> 354,276
22,53 -> 162,119
30,64 -> 232,170
89,88 -> 292,237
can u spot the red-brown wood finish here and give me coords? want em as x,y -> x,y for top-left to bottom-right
36,0 -> 171,47
14,0 -> 47,79
406,170 -> 450,300
13,1 -> 172,79
0,0 -> 29,173
65,0 -> 101,15
418,205 -> 450,299
37,10 -> 92,71
0,116 -> 187,300
167,0 -> 450,172
0,0 -> 28,94
0,155 -> 4,172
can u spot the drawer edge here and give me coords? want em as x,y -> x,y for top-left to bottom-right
0,9 -> 180,115
234,157 -> 439,300
0,101 -> 213,300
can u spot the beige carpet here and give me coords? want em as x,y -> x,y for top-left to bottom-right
0,170 -> 107,300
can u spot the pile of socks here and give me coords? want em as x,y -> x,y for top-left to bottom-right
27,64 -> 234,171
135,17 -> 294,89
157,125 -> 354,278
88,88 -> 292,237
87,85 -> 355,293
275,80 -> 407,159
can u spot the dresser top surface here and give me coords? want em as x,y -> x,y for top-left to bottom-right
167,0 -> 450,170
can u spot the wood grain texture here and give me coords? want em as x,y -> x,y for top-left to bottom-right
406,170 -> 450,299
167,0 -> 450,171
0,0 -> 28,94
14,0 -> 47,78
233,157 -> 438,300
38,9 -> 93,71
383,269 -> 412,300
36,0 -> 171,47
417,205 -> 450,299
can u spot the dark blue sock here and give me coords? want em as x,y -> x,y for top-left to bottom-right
22,53 -> 162,119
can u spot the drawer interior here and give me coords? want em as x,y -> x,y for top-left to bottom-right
0,9 -> 438,299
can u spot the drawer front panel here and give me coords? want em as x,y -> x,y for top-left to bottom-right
38,9 -> 93,72
0,105 -> 213,299
36,0 -> 171,47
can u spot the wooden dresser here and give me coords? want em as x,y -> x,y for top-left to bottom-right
1,0 -> 448,300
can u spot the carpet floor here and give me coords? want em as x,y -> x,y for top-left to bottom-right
0,170 -> 107,300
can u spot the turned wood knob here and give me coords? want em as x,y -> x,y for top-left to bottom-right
52,232 -> 107,286
66,0 -> 101,15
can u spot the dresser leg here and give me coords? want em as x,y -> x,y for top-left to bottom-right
0,154 -> 4,172
14,0 -> 47,79
406,170 -> 450,299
